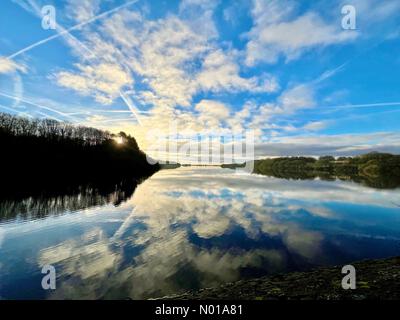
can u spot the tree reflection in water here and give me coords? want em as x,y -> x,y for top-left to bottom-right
0,179 -> 137,222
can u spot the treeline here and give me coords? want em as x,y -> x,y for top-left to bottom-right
252,153 -> 400,188
223,153 -> 400,189
0,112 -> 159,197
0,112 -> 113,145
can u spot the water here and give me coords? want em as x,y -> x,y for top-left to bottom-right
1,167 -> 400,299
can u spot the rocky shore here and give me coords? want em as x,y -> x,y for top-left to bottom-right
162,257 -> 400,300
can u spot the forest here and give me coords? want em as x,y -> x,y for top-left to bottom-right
0,112 -> 159,198
252,153 -> 400,188
223,152 -> 400,189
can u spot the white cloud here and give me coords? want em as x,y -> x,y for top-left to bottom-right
54,63 -> 133,105
179,0 -> 219,38
223,0 -> 249,25
195,99 -> 230,128
196,49 -> 279,93
303,121 -> 328,131
98,9 -> 143,49
65,0 -> 101,23
54,4 -> 277,110
278,84 -> 315,111
253,84 -> 315,127
245,0 -> 358,65
254,132 -> 400,157
127,16 -> 276,108
341,0 -> 400,23
0,57 -> 27,74
195,99 -> 230,118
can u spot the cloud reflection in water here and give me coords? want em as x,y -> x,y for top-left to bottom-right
1,167 -> 400,299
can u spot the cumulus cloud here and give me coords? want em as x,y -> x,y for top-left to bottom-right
196,49 -> 279,93
53,63 -> 133,105
131,80 -> 318,156
125,15 -> 277,108
65,0 -> 101,23
46,0 -> 334,144
11,0 -> 396,158
195,99 -> 230,120
53,2 -> 277,110
248,84 -> 316,133
245,0 -> 358,65
0,57 -> 27,74
179,0 -> 219,38
278,84 -> 315,111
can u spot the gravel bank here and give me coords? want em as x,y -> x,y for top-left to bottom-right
161,257 -> 400,300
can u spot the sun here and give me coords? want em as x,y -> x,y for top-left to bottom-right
114,136 -> 124,145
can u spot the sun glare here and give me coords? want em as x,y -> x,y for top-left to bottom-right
114,136 -> 124,145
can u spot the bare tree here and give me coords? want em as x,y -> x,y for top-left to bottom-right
0,112 -> 113,146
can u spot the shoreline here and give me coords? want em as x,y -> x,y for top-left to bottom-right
160,256 -> 400,300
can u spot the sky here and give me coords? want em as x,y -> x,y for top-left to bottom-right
1,0 -> 400,160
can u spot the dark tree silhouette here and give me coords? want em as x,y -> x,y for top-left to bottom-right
0,112 -> 159,198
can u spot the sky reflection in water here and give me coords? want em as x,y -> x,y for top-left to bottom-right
1,167 -> 400,299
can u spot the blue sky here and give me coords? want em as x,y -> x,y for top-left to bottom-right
1,0 -> 400,158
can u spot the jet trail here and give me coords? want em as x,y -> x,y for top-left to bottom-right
8,0 -> 139,59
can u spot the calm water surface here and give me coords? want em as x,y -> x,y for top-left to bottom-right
1,167 -> 400,299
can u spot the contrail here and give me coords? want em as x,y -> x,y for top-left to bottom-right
119,91 -> 142,125
20,0 -> 99,60
313,61 -> 348,84
8,0 -> 139,59
0,103 -> 33,118
89,109 -> 136,114
11,0 -> 143,125
313,30 -> 396,87
91,117 -> 139,124
0,91 -> 74,121
9,0 -> 143,125
320,101 -> 400,110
